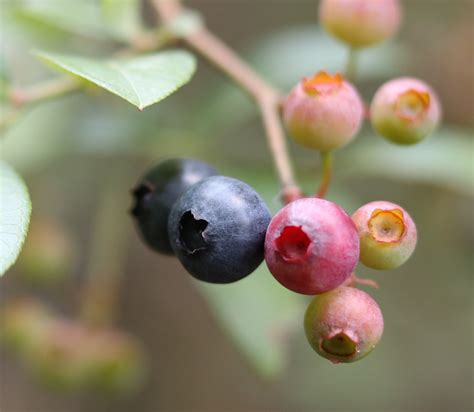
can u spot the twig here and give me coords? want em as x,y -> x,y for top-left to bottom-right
79,176 -> 129,327
153,0 -> 301,202
9,77 -> 80,108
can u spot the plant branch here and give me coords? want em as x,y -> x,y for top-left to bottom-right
80,177 -> 129,327
153,0 -> 301,201
9,77 -> 80,108
316,151 -> 333,198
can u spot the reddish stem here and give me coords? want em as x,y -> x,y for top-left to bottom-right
343,273 -> 379,289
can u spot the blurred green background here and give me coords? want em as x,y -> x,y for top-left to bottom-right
0,0 -> 473,411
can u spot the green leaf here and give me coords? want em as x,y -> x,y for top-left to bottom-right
196,265 -> 306,379
0,55 -> 10,103
35,50 -> 197,110
14,0 -> 107,40
102,0 -> 142,41
0,161 -> 32,276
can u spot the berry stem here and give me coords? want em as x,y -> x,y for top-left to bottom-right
343,272 -> 379,289
153,0 -> 301,202
316,151 -> 333,198
345,47 -> 358,82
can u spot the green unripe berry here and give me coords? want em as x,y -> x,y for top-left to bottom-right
304,287 -> 384,363
352,201 -> 417,270
370,77 -> 442,145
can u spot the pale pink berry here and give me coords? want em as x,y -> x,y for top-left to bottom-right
283,71 -> 364,152
304,287 -> 384,363
319,0 -> 402,48
352,201 -> 417,270
370,77 -> 442,144
264,198 -> 359,295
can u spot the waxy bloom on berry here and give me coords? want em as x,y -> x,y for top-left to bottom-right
264,198 -> 359,295
319,0 -> 402,48
352,201 -> 417,270
370,77 -> 441,144
304,287 -> 384,363
283,71 -> 364,152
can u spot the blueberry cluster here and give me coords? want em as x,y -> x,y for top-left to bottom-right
131,158 -> 418,364
130,0 -> 441,366
131,158 -> 271,284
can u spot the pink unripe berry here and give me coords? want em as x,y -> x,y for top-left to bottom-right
264,198 -> 359,295
352,201 -> 417,270
370,77 -> 442,144
319,0 -> 402,48
283,71 -> 364,152
304,287 -> 384,363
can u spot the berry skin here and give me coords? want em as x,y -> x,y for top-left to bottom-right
352,201 -> 417,270
283,71 -> 364,152
319,0 -> 401,48
168,176 -> 271,283
370,77 -> 442,145
304,287 -> 384,363
264,198 -> 359,295
131,158 -> 217,255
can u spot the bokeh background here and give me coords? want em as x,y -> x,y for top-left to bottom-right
1,0 -> 473,411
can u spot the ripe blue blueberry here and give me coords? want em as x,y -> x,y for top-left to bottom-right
130,158 -> 217,254
168,176 -> 271,283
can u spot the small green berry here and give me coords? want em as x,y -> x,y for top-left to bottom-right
352,201 -> 417,270
370,77 -> 441,144
304,287 -> 384,363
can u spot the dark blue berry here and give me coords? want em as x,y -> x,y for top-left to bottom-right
130,158 -> 217,254
168,176 -> 271,283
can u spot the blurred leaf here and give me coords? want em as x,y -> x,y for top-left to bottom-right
102,0 -> 142,41
0,161 -> 32,276
36,50 -> 197,110
249,26 -> 409,89
340,127 -> 474,196
196,265 -> 306,379
0,55 -> 10,103
14,0 -> 107,40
